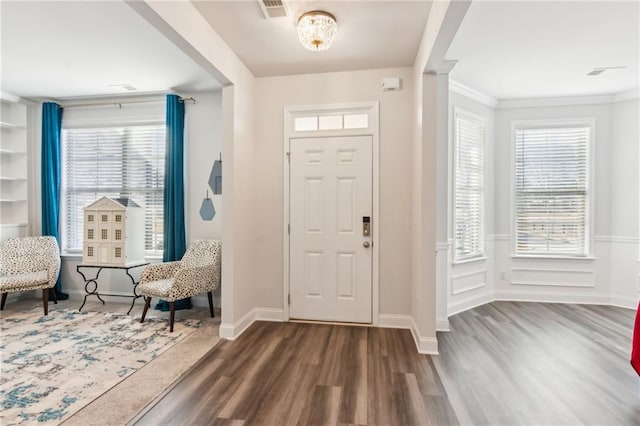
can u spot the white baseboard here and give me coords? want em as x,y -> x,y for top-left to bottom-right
2,291 -> 29,304
219,308 -> 255,340
378,314 -> 439,354
410,317 -> 438,355
64,289 -> 131,301
436,317 -> 450,332
610,295 -> 639,310
255,308 -> 285,322
447,290 -> 494,317
378,314 -> 413,329
57,289 -> 87,301
494,290 -> 611,305
219,307 -> 285,340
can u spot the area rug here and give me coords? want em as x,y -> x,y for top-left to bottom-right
0,308 -> 202,425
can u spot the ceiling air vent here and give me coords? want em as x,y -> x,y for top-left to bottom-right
586,66 -> 626,76
258,0 -> 288,18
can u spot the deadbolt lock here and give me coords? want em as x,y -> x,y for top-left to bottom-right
363,216 -> 371,236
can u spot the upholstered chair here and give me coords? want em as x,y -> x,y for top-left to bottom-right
138,239 -> 221,332
0,236 -> 61,315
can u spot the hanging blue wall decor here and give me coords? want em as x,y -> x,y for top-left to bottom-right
208,153 -> 222,194
199,191 -> 216,221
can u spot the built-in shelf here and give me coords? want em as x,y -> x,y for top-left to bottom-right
1,96 -> 28,240
0,121 -> 25,130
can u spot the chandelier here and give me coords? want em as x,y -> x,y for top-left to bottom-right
296,10 -> 338,51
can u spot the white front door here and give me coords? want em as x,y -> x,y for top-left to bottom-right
289,135 -> 373,323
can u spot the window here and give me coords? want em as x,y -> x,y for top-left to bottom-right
101,214 -> 108,222
87,214 -> 94,222
115,229 -> 122,240
293,113 -> 369,132
115,214 -> 122,222
101,229 -> 108,240
514,123 -> 590,255
115,247 -> 122,258
87,246 -> 93,257
61,124 -> 165,255
87,229 -> 94,240
454,110 -> 485,261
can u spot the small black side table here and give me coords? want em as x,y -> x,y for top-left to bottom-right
76,262 -> 150,314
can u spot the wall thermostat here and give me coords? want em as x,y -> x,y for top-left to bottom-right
381,77 -> 401,91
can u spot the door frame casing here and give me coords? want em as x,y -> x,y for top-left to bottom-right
283,102 -> 380,325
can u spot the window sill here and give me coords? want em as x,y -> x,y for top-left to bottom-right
453,256 -> 489,266
511,254 -> 596,261
61,252 -> 82,260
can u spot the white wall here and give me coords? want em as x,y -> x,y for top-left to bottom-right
445,91 -> 496,316
128,0 -> 259,337
27,91 -> 224,307
610,98 -> 640,307
253,67 -> 415,317
444,93 -> 639,314
183,90 -> 223,243
494,101 -> 614,304
411,0 -> 454,354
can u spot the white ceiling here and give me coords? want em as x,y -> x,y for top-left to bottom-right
447,1 -> 640,100
3,0 -> 635,101
0,1 -> 221,100
192,0 -> 433,77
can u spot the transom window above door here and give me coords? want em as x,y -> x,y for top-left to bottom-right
294,113 -> 369,132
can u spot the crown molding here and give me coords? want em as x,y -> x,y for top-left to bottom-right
449,80 -> 499,108
614,89 -> 640,103
0,91 -> 21,104
448,82 -> 639,110
496,94 -> 616,109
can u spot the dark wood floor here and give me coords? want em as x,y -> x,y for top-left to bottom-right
135,302 -> 640,425
135,321 -> 457,425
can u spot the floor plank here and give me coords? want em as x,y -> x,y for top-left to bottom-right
435,301 -> 640,426
136,302 -> 640,425
136,322 -> 457,425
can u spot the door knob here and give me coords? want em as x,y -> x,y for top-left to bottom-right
363,241 -> 370,248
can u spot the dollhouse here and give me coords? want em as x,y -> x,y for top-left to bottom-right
82,196 -> 145,266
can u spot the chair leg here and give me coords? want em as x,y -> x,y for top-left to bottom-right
169,301 -> 176,332
140,296 -> 151,323
1,293 -> 7,310
207,291 -> 214,318
50,288 -> 58,304
42,289 -> 49,316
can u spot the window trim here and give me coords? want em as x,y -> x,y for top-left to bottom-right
452,107 -> 487,263
60,122 -> 166,257
510,118 -> 595,258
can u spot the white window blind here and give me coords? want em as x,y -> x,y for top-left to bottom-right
61,125 -> 165,254
454,113 -> 485,261
515,125 -> 590,255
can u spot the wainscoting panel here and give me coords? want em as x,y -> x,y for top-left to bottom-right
451,270 -> 487,294
510,268 -> 595,288
445,234 -> 638,317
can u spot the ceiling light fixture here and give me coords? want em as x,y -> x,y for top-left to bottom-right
297,10 -> 337,52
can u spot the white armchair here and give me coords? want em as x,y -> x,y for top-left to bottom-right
138,239 -> 221,331
0,236 -> 61,315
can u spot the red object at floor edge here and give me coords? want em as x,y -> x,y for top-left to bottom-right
631,301 -> 640,376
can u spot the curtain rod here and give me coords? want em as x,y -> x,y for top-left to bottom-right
59,96 -> 196,109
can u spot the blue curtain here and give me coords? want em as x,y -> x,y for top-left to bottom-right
41,102 -> 68,300
156,94 -> 189,311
